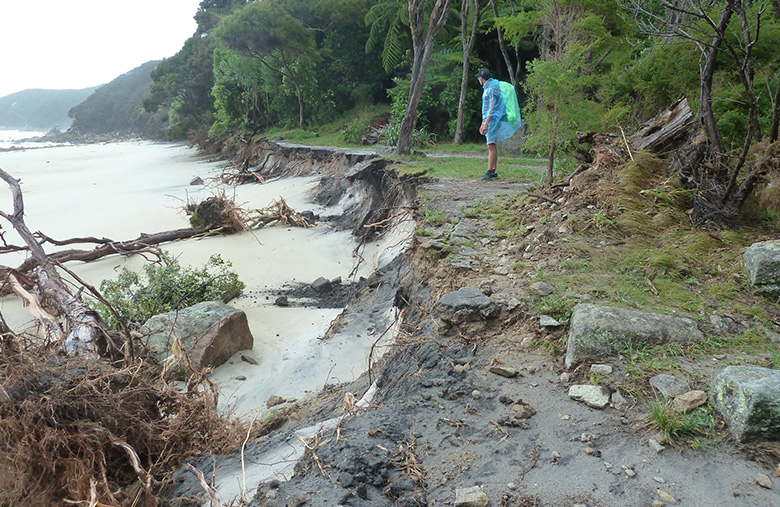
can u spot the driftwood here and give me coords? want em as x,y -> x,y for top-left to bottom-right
630,97 -> 696,154
0,167 -> 108,357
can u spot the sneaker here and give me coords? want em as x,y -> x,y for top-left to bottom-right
481,170 -> 498,180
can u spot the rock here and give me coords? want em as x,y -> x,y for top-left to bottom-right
432,287 -> 497,324
507,298 -> 521,311
568,384 -> 611,409
650,374 -> 689,397
559,372 -> 572,383
489,365 -> 520,378
743,240 -> 780,297
451,220 -> 479,245
512,403 -> 536,420
240,353 -> 258,365
299,210 -> 317,225
190,176 -> 204,185
499,395 -> 514,405
519,335 -> 534,349
590,364 -> 613,376
274,295 -> 289,307
648,438 -> 665,454
656,489 -> 677,504
756,473 -> 773,489
529,281 -> 554,296
625,469 -> 636,478
266,395 -> 284,408
610,391 -> 629,411
566,304 -> 703,368
310,276 -> 333,293
673,390 -> 708,413
454,486 -> 489,507
142,301 -> 254,371
710,366 -> 780,442
652,501 -> 664,507
540,314 -> 561,327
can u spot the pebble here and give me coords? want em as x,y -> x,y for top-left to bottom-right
652,502 -> 665,507
624,469 -> 636,478
488,365 -> 519,378
235,375 -> 247,381
653,476 -> 665,483
454,364 -> 466,373
559,372 -> 572,383
656,489 -> 677,504
756,473 -> 773,489
584,447 -> 595,455
507,482 -> 518,490
648,439 -> 666,454
590,364 -> 614,375
266,395 -> 285,408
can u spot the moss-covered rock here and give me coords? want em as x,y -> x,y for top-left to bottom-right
743,240 -> 780,298
710,365 -> 780,443
565,304 -> 703,368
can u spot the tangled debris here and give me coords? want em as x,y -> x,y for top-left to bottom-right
0,335 -> 251,507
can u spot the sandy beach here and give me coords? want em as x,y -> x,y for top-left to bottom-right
0,141 -> 408,418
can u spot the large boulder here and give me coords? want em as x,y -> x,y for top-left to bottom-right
565,304 -> 703,368
710,366 -> 780,443
432,287 -> 496,324
743,240 -> 780,298
142,301 -> 254,371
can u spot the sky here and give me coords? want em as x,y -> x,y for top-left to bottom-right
0,0 -> 202,98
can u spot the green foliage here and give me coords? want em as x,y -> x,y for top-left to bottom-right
70,61 -> 168,139
365,0 -> 410,72
647,400 -> 716,446
93,253 -> 245,330
0,88 -> 96,131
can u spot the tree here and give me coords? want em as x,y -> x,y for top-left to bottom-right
217,1 -> 317,128
397,0 -> 454,155
454,0 -> 490,143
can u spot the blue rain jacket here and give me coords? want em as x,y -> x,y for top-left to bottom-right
481,78 -> 520,144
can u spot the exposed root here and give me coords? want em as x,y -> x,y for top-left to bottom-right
250,197 -> 312,228
0,343 -> 248,506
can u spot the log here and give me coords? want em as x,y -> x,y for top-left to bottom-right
0,167 -> 108,357
629,97 -> 696,154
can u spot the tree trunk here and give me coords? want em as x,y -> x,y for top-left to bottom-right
547,101 -> 558,186
490,0 -> 517,87
0,168 -> 107,357
454,0 -> 486,144
699,1 -> 734,172
398,0 -> 454,155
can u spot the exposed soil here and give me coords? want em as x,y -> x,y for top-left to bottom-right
167,147 -> 780,506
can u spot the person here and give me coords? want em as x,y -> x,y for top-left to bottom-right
475,68 -> 520,180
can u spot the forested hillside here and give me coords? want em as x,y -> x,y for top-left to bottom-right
0,87 -> 96,131
67,60 -> 168,139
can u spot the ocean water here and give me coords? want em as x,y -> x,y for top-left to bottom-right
0,129 -> 60,150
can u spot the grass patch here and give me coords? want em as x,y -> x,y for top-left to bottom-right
647,399 -> 717,447
397,156 -> 546,182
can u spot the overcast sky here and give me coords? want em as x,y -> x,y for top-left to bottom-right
0,0 -> 202,98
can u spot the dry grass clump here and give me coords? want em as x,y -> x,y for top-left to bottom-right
0,338 -> 247,506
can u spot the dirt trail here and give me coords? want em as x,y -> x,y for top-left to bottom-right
168,165 -> 779,506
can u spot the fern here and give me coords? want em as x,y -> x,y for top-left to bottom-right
365,0 -> 409,72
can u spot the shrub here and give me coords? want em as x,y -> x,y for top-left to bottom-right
93,253 -> 245,329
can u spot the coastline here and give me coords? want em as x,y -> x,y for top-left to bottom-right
0,140 -> 410,418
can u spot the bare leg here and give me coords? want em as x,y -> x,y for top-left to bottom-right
488,143 -> 498,173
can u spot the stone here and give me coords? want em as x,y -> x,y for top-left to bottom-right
590,364 -> 614,376
540,315 -> 561,327
624,469 -> 636,478
489,365 -> 520,378
274,295 -> 289,307
529,281 -> 554,296
454,486 -> 489,507
190,176 -> 204,185
648,439 -> 666,454
656,489 -> 677,504
266,395 -> 284,408
451,221 -> 479,245
142,301 -> 254,371
565,304 -> 703,368
650,374 -> 689,398
240,353 -> 258,365
743,240 -> 780,297
673,390 -> 708,413
756,473 -> 773,489
311,276 -> 333,293
507,298 -> 521,311
652,502 -> 664,507
610,391 -> 629,411
710,366 -> 780,442
512,404 -> 536,420
520,336 -> 534,349
559,372 -> 572,383
432,287 -> 497,324
568,384 -> 611,409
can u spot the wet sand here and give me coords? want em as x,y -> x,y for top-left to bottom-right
0,141 -> 406,417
